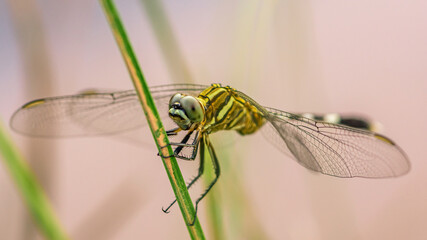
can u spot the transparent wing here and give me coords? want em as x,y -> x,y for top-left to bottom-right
10,84 -> 208,137
262,107 -> 410,178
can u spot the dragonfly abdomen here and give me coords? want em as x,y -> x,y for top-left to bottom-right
197,84 -> 265,135
300,113 -> 380,132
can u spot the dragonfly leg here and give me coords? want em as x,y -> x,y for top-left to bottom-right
171,129 -> 195,157
162,136 -> 206,214
166,127 -> 181,136
158,129 -> 194,159
158,130 -> 201,161
173,131 -> 201,161
188,135 -> 220,226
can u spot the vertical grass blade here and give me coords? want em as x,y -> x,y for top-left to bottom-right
99,1 -> 205,239
0,122 -> 69,240
203,153 -> 224,240
7,1 -> 57,237
140,0 -> 194,83
139,2 -> 226,236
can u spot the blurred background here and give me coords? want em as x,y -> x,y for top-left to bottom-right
1,0 -> 426,239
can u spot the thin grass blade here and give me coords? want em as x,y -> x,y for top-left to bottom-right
0,122 -> 69,240
99,1 -> 205,239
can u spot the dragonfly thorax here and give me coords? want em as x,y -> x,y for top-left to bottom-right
168,93 -> 205,130
196,84 -> 265,135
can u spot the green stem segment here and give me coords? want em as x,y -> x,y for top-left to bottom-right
100,0 -> 205,239
0,123 -> 69,240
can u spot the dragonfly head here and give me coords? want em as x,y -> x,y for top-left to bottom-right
168,93 -> 205,130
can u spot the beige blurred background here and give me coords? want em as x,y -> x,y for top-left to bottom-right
1,0 -> 426,239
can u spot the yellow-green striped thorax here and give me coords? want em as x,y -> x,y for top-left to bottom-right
168,84 -> 265,134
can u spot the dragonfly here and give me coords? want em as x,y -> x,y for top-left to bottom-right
11,83 -> 410,225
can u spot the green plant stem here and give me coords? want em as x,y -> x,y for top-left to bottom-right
0,122 -> 69,240
140,0 -> 194,83
100,1 -> 205,239
204,152 -> 224,240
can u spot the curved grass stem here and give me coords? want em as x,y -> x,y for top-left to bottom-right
0,122 -> 69,240
100,1 -> 205,239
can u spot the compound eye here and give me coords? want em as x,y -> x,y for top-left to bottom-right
169,93 -> 183,108
180,96 -> 204,122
